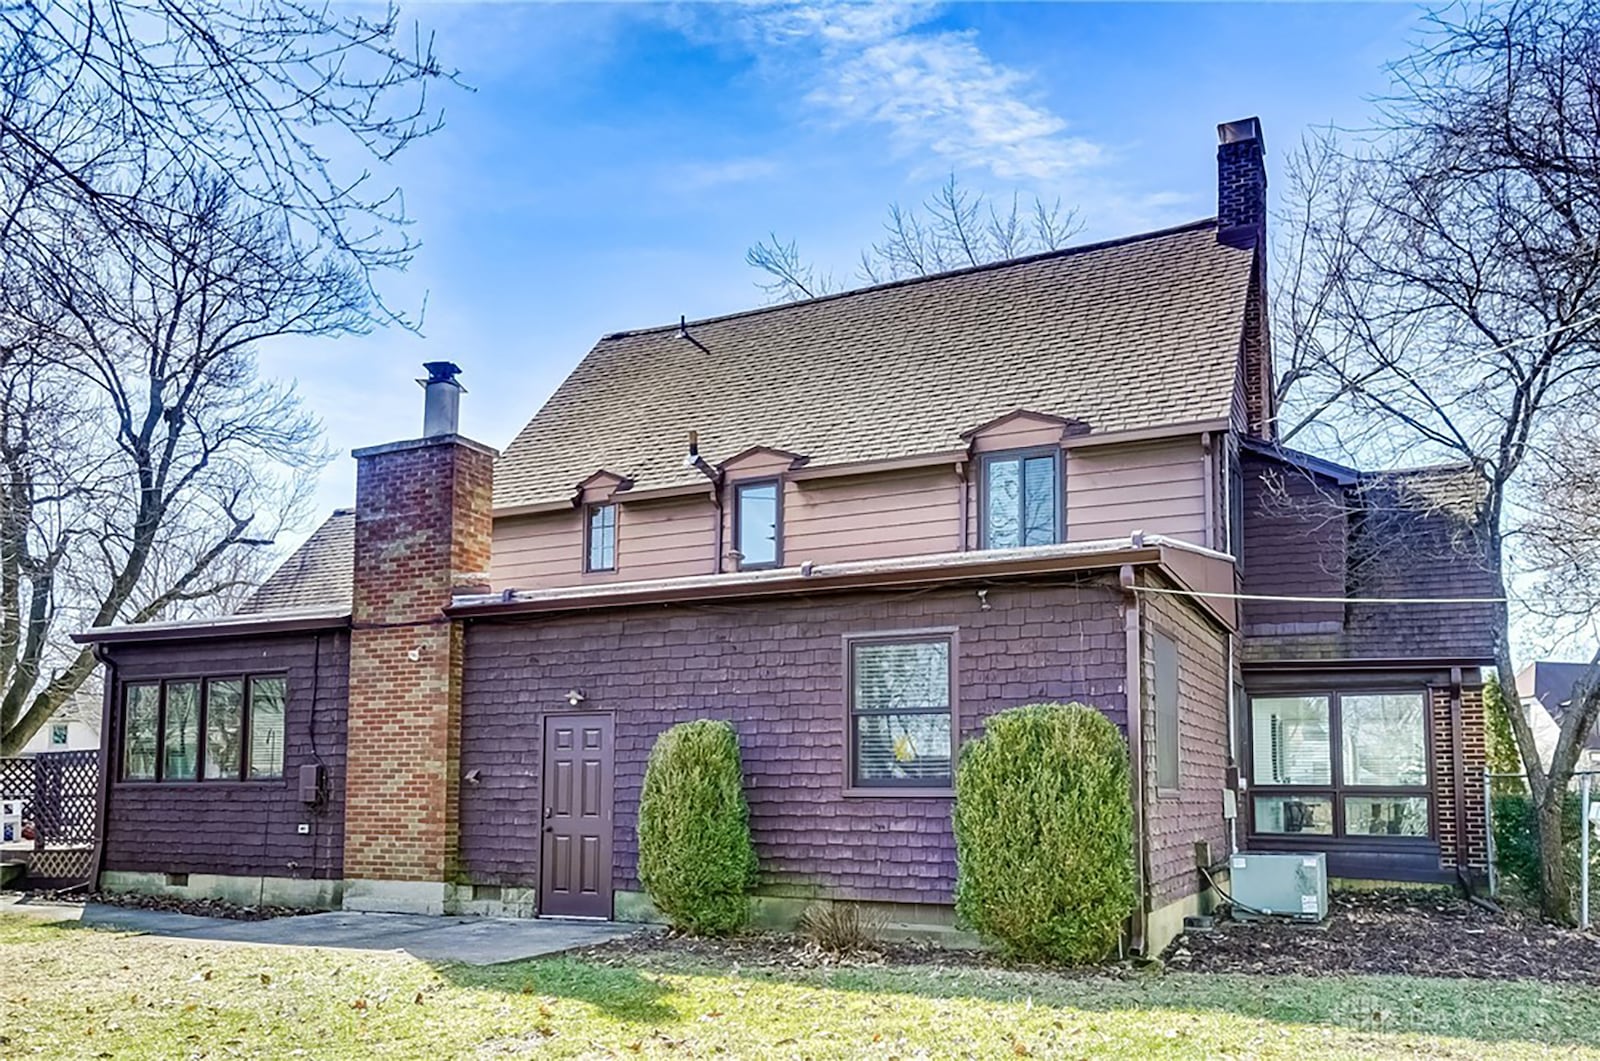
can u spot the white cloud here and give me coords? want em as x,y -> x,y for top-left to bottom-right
718,3 -> 1101,183
666,156 -> 782,192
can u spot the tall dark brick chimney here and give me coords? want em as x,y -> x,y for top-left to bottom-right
1217,116 -> 1275,438
1217,117 -> 1266,250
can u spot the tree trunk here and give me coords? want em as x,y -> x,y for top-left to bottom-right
1536,790 -> 1573,924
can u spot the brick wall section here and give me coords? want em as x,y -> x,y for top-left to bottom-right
1239,258 -> 1273,440
344,436 -> 494,882
1434,683 -> 1490,871
458,579 -> 1129,905
1140,576 -> 1231,906
101,631 -> 349,879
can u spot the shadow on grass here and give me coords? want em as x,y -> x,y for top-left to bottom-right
441,938 -> 1600,1051
440,955 -> 680,1023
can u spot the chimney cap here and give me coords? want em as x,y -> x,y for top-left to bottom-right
1218,117 -> 1264,147
422,361 -> 463,386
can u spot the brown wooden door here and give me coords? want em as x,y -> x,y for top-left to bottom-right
539,713 -> 614,918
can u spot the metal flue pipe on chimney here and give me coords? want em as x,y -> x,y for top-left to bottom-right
419,361 -> 465,437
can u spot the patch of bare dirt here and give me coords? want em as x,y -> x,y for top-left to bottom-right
1166,890 -> 1600,984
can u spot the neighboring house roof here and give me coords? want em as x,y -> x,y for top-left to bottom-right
495,219 -> 1255,510
1516,661 -> 1600,751
235,509 -> 356,616
1241,447 -> 1498,664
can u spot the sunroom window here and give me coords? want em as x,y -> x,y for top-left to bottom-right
1249,690 -> 1430,840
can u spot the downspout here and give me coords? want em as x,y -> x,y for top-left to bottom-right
955,458 -> 970,552
709,477 -> 725,574
88,643 -> 117,893
1120,563 -> 1150,955
1202,433 -> 1216,551
685,431 -> 724,574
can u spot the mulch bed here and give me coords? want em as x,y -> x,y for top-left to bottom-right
572,928 -> 1099,977
1165,889 -> 1600,984
4,889 -> 318,922
576,891 -> 1600,986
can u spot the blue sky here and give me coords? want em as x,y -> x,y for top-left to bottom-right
267,1 -> 1425,537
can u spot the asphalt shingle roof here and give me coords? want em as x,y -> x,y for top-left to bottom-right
235,510 -> 355,616
494,219 -> 1254,509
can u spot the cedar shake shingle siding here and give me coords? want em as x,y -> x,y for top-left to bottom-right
1240,448 -> 1497,664
458,582 -> 1131,903
1141,575 -> 1230,906
100,631 -> 349,880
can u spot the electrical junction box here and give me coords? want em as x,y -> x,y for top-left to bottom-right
1227,851 -> 1328,921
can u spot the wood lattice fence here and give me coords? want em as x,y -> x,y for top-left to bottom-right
0,750 -> 99,889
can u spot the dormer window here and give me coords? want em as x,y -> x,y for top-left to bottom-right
980,449 -> 1060,548
733,480 -> 781,570
585,503 -> 616,572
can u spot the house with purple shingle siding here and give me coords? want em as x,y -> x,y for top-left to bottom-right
75,117 -> 1495,955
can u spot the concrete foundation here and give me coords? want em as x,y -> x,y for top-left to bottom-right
341,878 -> 448,916
1145,877 -> 1225,957
444,883 -> 539,919
99,870 -> 342,910
611,889 -> 984,948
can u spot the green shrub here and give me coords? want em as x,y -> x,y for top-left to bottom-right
953,702 -> 1135,964
636,719 -> 758,934
1492,791 -> 1595,906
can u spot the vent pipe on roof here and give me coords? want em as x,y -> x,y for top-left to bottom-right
419,361 -> 465,437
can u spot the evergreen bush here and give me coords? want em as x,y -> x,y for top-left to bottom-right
953,702 -> 1135,963
636,719 -> 758,934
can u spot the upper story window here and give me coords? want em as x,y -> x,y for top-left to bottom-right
1248,690 -> 1429,840
848,635 -> 955,789
981,449 -> 1060,549
733,480 -> 781,570
122,675 -> 287,783
585,503 -> 616,572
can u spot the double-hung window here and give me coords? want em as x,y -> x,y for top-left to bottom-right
122,676 -> 288,783
733,480 -> 781,570
981,450 -> 1060,549
585,503 -> 616,572
1249,690 -> 1430,839
847,635 -> 955,789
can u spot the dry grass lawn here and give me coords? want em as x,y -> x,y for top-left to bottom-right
1,914 -> 1596,1059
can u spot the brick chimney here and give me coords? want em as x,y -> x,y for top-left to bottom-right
342,363 -> 495,914
1217,117 -> 1275,439
1217,117 -> 1266,250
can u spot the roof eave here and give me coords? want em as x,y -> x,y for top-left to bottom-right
449,545 -> 1168,619
74,608 -> 351,646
